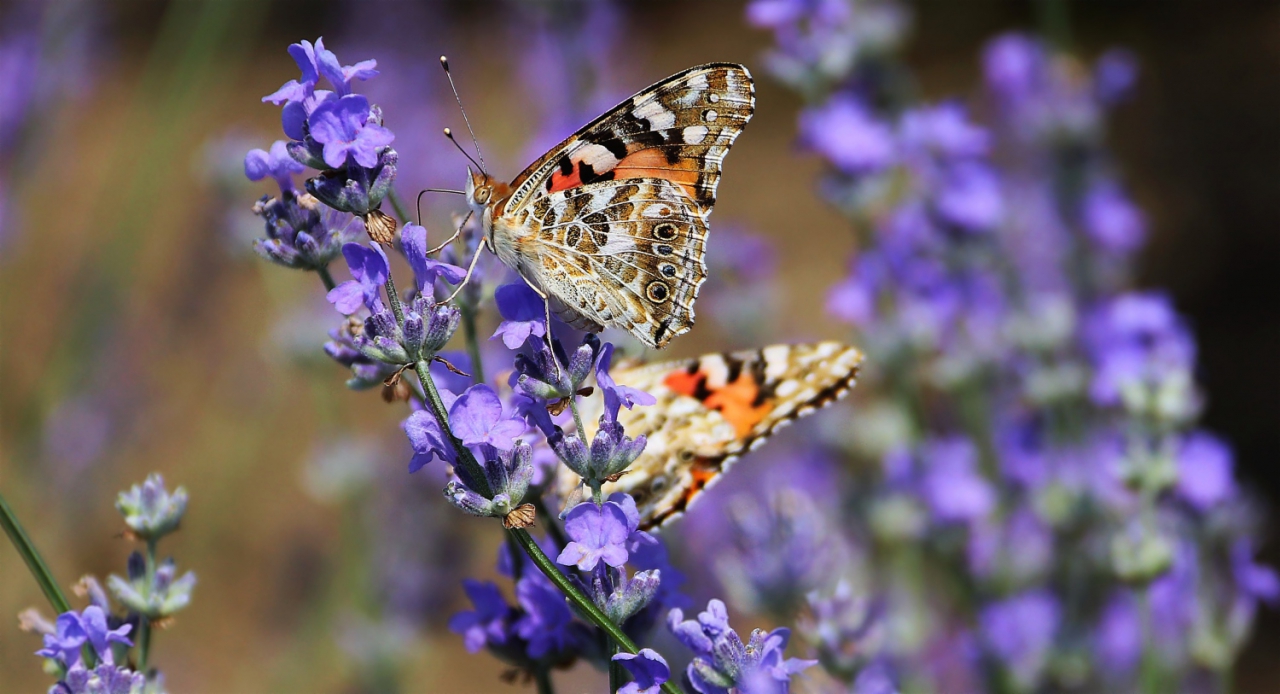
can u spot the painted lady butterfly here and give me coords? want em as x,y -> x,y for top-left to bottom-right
557,342 -> 865,530
463,63 -> 755,349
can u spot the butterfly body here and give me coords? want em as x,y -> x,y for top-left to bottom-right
464,63 -> 755,348
556,342 -> 865,530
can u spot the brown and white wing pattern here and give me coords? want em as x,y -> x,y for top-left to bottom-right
556,342 -> 865,530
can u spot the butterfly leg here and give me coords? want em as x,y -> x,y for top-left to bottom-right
444,235 -> 486,303
427,209 -> 473,256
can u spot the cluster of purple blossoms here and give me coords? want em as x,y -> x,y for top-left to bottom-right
737,1 -> 1277,692
23,475 -> 193,694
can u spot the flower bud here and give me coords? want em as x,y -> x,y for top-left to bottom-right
116,474 -> 188,541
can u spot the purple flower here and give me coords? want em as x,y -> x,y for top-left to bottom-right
669,599 -> 816,694
596,343 -> 656,422
1232,539 -> 1280,606
313,42 -> 379,97
244,140 -> 305,192
1094,591 -> 1141,677
449,385 -> 526,451
613,649 -> 670,694
403,409 -> 456,472
935,162 -> 1003,231
1175,432 -> 1235,510
57,662 -> 146,694
308,95 -> 395,169
1095,49 -> 1139,105
920,438 -> 994,523
899,103 -> 989,159
979,590 -> 1060,688
800,95 -> 896,174
36,606 -> 132,667
262,38 -> 322,106
983,33 -> 1043,100
448,579 -> 515,653
327,242 -> 389,314
515,571 -> 587,659
558,499 -> 634,571
400,223 -> 465,294
1083,182 -> 1145,253
492,283 -> 547,350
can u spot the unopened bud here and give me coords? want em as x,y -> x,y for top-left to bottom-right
365,209 -> 397,244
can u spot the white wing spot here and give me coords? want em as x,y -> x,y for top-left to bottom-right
634,99 -> 676,130
683,125 -> 709,145
578,143 -> 619,171
700,355 -> 729,389
704,110 -> 718,122
762,345 -> 790,379
708,93 -> 720,103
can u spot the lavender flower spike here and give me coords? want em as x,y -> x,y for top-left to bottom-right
669,599 -> 816,694
115,474 -> 188,541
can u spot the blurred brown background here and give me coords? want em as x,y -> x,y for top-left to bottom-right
2,1 -> 1279,691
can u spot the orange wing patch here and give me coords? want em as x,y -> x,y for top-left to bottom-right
663,369 -> 771,438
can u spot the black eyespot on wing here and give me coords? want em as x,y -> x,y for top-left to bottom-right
655,244 -> 674,256
653,223 -> 679,241
646,281 -> 670,304
661,264 -> 677,277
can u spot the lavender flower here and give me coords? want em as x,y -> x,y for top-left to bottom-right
35,606 -> 132,668
557,495 -> 655,571
492,283 -> 547,350
979,590 -> 1060,689
107,555 -> 196,619
115,474 -> 187,541
448,580 -> 516,653
669,599 -> 816,694
55,663 -> 146,694
613,649 -> 671,694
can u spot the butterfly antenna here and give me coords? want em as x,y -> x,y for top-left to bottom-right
440,55 -> 486,174
443,128 -> 485,173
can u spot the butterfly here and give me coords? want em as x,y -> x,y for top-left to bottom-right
463,63 -> 755,349
556,342 -> 865,530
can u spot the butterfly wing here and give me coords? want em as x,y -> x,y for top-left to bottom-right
501,63 -> 755,214
556,342 -> 865,530
494,64 -> 754,348
516,178 -> 709,348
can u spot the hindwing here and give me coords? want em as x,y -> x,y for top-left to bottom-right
556,342 -> 865,530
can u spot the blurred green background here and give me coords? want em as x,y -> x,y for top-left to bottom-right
2,1 -> 1279,691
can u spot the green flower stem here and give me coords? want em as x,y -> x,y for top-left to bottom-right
459,303 -> 486,385
609,641 -> 625,693
387,189 -> 413,226
0,490 -> 99,668
413,359 -> 491,497
535,665 -> 555,694
0,491 -> 72,614
317,265 -> 337,292
507,528 -> 681,694
137,539 -> 157,671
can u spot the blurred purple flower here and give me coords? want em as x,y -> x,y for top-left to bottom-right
614,649 -> 670,694
58,662 -> 146,694
308,94 -> 394,169
900,103 -> 990,159
1094,591 -> 1141,677
983,34 -> 1043,101
920,438 -> 994,523
979,590 -> 1059,687
1232,539 -> 1280,606
800,95 -> 896,174
403,409 -> 456,472
1175,432 -> 1235,510
448,579 -> 515,653
515,571 -> 588,660
1083,182 -> 1146,254
36,606 -> 132,667
1095,49 -> 1139,105
935,162 -> 1003,231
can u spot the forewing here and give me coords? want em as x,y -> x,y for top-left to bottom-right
555,342 -> 865,530
501,63 -> 754,215
516,178 -> 708,349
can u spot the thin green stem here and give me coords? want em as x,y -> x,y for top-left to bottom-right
0,490 -> 98,667
316,265 -> 336,292
137,539 -> 157,671
459,303 -> 486,385
0,491 -> 72,614
609,640 -> 624,693
387,189 -> 413,225
535,666 -> 555,694
507,528 -> 682,694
